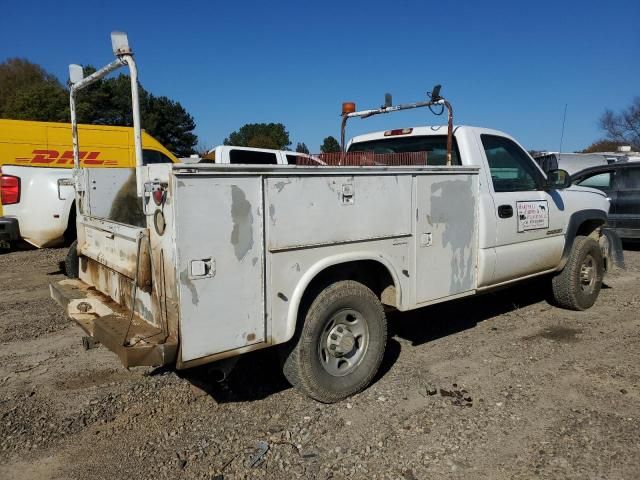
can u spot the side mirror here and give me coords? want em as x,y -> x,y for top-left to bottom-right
546,169 -> 571,189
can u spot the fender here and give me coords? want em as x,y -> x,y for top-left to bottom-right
557,209 -> 607,271
282,251 -> 403,344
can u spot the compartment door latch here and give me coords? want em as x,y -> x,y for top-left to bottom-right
189,258 -> 215,279
341,183 -> 355,205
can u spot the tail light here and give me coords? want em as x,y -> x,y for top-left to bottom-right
152,189 -> 163,206
0,173 -> 20,205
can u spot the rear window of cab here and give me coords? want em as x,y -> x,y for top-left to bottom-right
143,150 -> 174,165
347,135 -> 461,166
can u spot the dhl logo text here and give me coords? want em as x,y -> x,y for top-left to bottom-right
15,150 -> 118,166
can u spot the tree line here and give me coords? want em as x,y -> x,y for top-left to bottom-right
5,57 -> 633,155
0,58 -> 341,157
0,58 -> 197,157
222,122 -> 340,153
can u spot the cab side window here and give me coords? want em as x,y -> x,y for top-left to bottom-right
143,149 -> 174,165
481,135 -> 543,192
577,172 -> 614,190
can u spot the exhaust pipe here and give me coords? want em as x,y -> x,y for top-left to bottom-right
208,357 -> 239,383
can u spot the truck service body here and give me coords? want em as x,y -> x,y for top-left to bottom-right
0,119 -> 177,248
51,33 -> 619,402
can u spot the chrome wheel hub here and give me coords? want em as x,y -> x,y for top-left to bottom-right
319,309 -> 369,377
580,254 -> 596,293
327,324 -> 356,356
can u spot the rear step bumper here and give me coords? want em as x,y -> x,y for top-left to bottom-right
0,216 -> 20,243
50,279 -> 177,368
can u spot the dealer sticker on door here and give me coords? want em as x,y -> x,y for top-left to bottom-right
516,200 -> 549,232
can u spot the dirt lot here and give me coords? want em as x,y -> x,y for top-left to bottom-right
0,246 -> 639,480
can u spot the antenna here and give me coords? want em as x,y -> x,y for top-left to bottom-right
559,103 -> 568,156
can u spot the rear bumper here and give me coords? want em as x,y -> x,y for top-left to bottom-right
0,216 -> 20,242
50,279 -> 177,368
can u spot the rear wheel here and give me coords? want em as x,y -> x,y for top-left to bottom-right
63,203 -> 77,246
551,235 -> 603,310
282,280 -> 387,403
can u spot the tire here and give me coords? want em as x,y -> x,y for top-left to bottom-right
282,280 -> 387,403
551,235 -> 603,311
63,203 -> 77,246
65,240 -> 79,279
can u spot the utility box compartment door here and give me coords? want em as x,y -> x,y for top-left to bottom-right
415,174 -> 479,303
266,175 -> 412,250
174,175 -> 265,362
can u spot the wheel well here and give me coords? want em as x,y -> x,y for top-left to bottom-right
576,219 -> 604,239
298,260 -> 396,321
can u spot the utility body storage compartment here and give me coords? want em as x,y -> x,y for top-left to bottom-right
53,163 -> 481,370
171,165 -> 479,367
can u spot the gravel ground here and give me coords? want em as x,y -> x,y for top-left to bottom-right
0,246 -> 639,480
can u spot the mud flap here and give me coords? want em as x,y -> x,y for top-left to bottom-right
600,228 -> 625,272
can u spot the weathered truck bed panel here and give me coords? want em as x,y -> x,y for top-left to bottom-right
265,174 -> 413,250
414,174 -> 478,303
173,174 -> 266,362
169,166 -> 480,364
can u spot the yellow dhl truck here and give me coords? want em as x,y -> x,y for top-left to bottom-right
0,119 -> 177,248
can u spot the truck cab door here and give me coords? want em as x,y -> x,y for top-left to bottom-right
479,134 -> 565,285
613,166 -> 640,235
574,170 -> 618,227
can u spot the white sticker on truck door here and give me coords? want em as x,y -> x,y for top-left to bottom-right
516,200 -> 549,232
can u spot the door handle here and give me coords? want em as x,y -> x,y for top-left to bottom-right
498,205 -> 513,218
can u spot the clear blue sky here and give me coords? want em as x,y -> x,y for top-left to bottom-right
1,0 -> 638,153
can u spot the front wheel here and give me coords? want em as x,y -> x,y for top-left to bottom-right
551,235 -> 604,310
282,280 -> 387,403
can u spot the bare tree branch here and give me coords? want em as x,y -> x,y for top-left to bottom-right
599,98 -> 640,148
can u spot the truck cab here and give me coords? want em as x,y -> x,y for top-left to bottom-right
347,125 -> 611,288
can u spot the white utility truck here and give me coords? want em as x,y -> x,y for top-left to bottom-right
51,33 -> 621,402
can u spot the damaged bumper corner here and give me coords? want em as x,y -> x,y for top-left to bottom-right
50,279 -> 177,368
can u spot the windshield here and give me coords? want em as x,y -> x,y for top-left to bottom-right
348,135 -> 461,166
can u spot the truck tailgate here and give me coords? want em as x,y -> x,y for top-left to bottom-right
79,216 -> 150,286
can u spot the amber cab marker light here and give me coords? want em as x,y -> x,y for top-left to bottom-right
342,102 -> 356,115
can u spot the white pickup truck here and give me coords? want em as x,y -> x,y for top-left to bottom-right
0,163 -> 76,248
201,145 -> 312,165
51,33 -> 621,402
